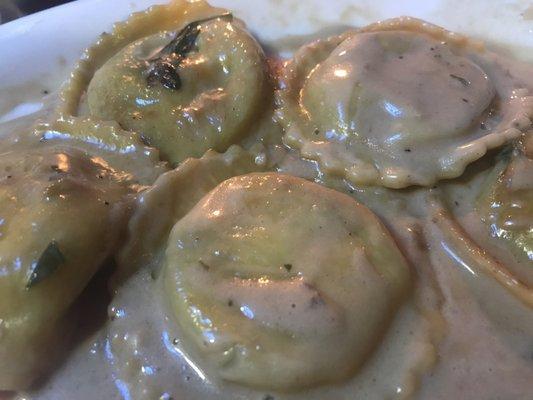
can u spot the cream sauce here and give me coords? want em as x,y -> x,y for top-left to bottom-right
0,1 -> 532,400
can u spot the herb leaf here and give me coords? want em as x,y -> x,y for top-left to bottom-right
145,13 -> 233,90
450,74 -> 470,87
26,241 -> 66,289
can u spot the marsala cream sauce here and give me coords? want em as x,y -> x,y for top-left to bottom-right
0,1 -> 532,400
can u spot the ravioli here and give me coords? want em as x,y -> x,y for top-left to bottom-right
0,145 -> 132,390
86,9 -> 268,164
2,1 -> 533,399
477,134 -> 533,261
114,145 -> 265,285
34,115 -> 167,187
162,173 -> 411,390
276,18 -> 533,188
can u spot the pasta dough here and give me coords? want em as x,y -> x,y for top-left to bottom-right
477,134 -> 533,262
114,145 -> 265,285
276,18 -> 533,188
0,145 -> 132,389
162,173 -> 411,390
87,13 -> 268,164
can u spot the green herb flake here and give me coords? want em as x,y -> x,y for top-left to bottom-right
198,260 -> 210,271
145,13 -> 233,90
450,74 -> 470,87
26,241 -> 66,289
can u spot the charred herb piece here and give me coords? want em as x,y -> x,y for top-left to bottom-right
26,241 -> 66,288
145,13 -> 233,90
450,74 -> 470,87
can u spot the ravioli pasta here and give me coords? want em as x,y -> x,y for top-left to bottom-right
162,173 -> 411,390
0,145 -> 131,389
1,1 -> 532,399
477,134 -> 533,262
115,145 -> 265,285
87,12 -> 268,164
276,18 -> 533,188
34,115 -> 167,186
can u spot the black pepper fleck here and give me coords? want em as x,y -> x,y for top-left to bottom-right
310,295 -> 325,308
283,263 -> 292,271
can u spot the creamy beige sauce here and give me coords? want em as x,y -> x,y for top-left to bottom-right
1,1 -> 532,400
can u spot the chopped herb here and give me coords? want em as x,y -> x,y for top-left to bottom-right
6,175 -> 12,179
404,148 -> 411,152
228,299 -> 233,307
283,263 -> 292,271
145,13 -> 233,90
139,134 -> 151,146
450,74 -> 470,87
198,260 -> 210,270
104,200 -> 110,206
26,241 -> 66,288
462,98 -> 469,103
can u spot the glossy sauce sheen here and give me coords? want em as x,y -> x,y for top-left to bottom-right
0,1 -> 532,400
